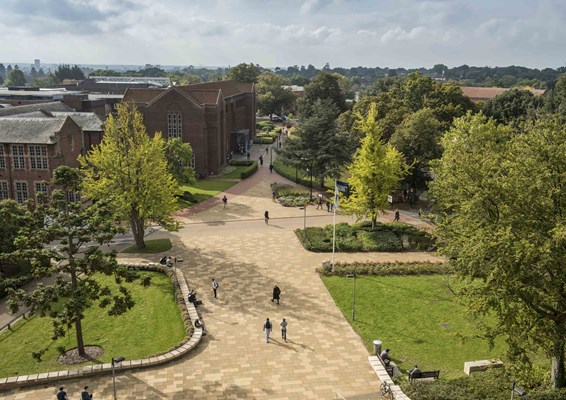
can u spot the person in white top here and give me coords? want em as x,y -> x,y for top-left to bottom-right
211,278 -> 219,299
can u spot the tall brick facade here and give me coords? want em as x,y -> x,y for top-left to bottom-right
123,81 -> 255,177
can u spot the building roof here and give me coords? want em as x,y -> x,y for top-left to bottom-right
182,80 -> 254,98
176,88 -> 221,105
52,112 -> 105,131
123,88 -> 164,104
0,101 -> 74,117
460,86 -> 546,101
0,117 -> 69,144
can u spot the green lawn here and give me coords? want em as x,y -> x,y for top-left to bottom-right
177,180 -> 238,208
215,166 -> 249,179
120,238 -> 172,254
322,275 -> 506,379
0,271 -> 185,378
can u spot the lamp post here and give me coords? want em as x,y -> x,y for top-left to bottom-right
112,356 -> 126,400
346,273 -> 357,321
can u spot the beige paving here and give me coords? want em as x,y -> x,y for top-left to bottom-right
1,158 -> 442,399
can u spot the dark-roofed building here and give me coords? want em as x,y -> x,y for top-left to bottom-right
0,101 -> 74,117
460,86 -> 546,102
0,117 -> 84,203
123,80 -> 255,177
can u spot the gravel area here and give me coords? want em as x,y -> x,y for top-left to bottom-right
58,346 -> 104,365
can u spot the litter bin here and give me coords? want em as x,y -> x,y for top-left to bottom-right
373,340 -> 382,356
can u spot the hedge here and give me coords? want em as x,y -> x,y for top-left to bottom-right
229,160 -> 254,166
317,261 -> 451,276
253,137 -> 275,144
240,161 -> 258,179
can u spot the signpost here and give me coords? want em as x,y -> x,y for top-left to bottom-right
332,180 -> 350,269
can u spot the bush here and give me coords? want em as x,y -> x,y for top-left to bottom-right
317,261 -> 451,276
229,160 -> 254,167
257,121 -> 275,130
253,137 -> 275,144
240,161 -> 258,179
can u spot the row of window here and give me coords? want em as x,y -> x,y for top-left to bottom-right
0,181 -> 80,204
167,113 -> 182,139
0,145 -> 49,170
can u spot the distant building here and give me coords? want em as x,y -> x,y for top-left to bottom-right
0,116 -> 84,202
123,80 -> 255,177
460,86 -> 546,102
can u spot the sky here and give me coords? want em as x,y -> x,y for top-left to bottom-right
1,0 -> 565,69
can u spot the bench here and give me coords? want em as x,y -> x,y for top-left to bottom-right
385,365 -> 394,377
409,370 -> 440,381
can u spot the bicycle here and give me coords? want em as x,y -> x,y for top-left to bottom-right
380,381 -> 394,400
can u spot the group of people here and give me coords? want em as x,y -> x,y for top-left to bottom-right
380,348 -> 421,379
316,193 -> 334,212
263,317 -> 287,343
159,256 -> 175,268
57,386 -> 92,400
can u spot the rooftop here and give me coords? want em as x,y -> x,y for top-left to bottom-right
0,117 -> 69,144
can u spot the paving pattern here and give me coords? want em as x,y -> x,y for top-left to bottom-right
0,145 -> 442,399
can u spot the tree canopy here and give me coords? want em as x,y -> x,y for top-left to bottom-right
483,88 -> 543,125
429,112 -> 566,389
164,137 -> 196,184
341,104 -> 406,228
256,72 -> 295,116
5,68 -> 26,86
80,102 -> 180,249
300,72 -> 347,116
54,64 -> 85,82
226,63 -> 261,83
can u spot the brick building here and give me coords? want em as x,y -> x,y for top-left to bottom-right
123,80 -> 255,177
0,117 -> 83,202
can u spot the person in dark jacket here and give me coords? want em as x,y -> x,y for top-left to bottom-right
272,284 -> 281,304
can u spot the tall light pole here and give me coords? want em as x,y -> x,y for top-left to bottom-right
112,356 -> 125,400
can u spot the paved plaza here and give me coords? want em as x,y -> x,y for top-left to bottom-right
1,148 -> 442,399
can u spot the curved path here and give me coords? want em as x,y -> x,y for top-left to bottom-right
2,146 -> 443,399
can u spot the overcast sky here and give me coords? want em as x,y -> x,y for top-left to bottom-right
1,0 -> 564,69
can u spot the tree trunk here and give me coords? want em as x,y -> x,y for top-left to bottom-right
130,207 -> 145,249
371,216 -> 377,230
75,316 -> 86,356
551,340 -> 566,389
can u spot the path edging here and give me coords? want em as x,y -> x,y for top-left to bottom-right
368,356 -> 411,400
0,263 -> 202,391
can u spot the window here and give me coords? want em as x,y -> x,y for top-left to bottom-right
15,181 -> 28,203
0,181 -> 8,199
167,113 -> 182,138
0,146 -> 5,169
12,145 -> 25,169
29,145 -> 48,170
67,191 -> 81,203
35,181 -> 48,203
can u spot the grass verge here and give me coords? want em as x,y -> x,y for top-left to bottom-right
321,274 -> 506,379
120,238 -> 172,254
177,180 -> 239,208
0,271 -> 185,377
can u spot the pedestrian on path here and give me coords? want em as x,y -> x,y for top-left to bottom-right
259,155 -> 263,166
269,163 -> 273,173
263,318 -> 272,343
57,386 -> 69,400
212,278 -> 219,299
81,386 -> 93,400
264,210 -> 270,225
272,284 -> 281,304
317,193 -> 323,210
394,209 -> 400,222
265,147 -> 269,154
280,318 -> 287,342
222,195 -> 228,208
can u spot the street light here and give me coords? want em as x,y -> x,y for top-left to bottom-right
112,356 -> 126,400
346,273 -> 357,321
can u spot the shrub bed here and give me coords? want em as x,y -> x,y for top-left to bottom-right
271,183 -> 311,207
257,121 -> 275,131
253,137 -> 275,144
229,160 -> 254,167
296,221 -> 434,252
317,261 -> 450,276
240,161 -> 258,179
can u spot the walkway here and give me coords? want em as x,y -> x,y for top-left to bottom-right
1,148 -> 442,399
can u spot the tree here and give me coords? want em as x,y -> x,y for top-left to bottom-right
33,74 -> 59,87
0,200 -> 32,254
226,63 -> 261,83
5,68 -> 26,86
341,103 -> 406,228
4,166 -> 138,358
164,137 -> 196,184
0,63 -> 6,80
390,108 -> 442,192
429,113 -> 566,389
80,103 -> 180,249
256,72 -> 295,117
278,99 -> 352,189
301,72 -> 346,116
89,69 -> 122,77
54,64 -> 85,82
483,89 -> 543,125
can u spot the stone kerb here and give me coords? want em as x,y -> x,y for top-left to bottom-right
0,263 -> 203,391
368,356 -> 412,400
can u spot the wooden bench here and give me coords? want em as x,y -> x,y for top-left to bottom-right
409,370 -> 440,381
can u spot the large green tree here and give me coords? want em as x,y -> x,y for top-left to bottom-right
164,137 -> 196,184
341,104 -> 406,228
278,99 -> 352,189
256,72 -> 295,117
54,64 -> 85,82
483,88 -> 543,125
4,167 -> 137,358
300,72 -> 346,116
80,102 -> 180,249
390,108 -> 442,192
430,113 -> 566,389
226,63 -> 261,83
5,67 -> 26,86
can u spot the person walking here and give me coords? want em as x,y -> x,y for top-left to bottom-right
272,284 -> 281,304
259,155 -> 263,166
264,210 -> 270,225
222,195 -> 228,208
57,387 -> 69,400
263,318 -> 272,343
269,163 -> 273,173
211,278 -> 219,300
280,318 -> 287,342
394,209 -> 400,222
81,386 -> 93,400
